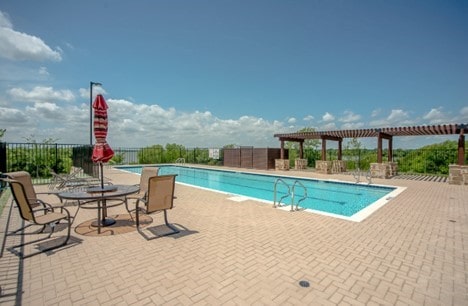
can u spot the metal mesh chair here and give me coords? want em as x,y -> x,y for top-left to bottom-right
2,177 -> 72,258
124,166 -> 159,212
132,174 -> 179,239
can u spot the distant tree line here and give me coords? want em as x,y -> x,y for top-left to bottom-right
1,132 -> 466,178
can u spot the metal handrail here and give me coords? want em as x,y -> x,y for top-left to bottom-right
291,180 -> 307,211
273,178 -> 291,208
353,168 -> 361,183
366,169 -> 372,184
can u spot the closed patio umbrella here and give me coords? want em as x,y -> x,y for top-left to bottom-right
91,94 -> 114,189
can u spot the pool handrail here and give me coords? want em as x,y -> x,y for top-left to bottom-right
273,178 -> 291,208
291,180 -> 307,211
366,169 -> 373,184
353,168 -> 361,183
175,158 -> 185,164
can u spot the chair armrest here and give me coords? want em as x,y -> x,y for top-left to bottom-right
32,200 -> 62,212
36,191 -> 64,205
32,204 -> 71,219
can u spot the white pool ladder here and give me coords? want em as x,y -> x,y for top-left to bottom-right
273,178 -> 308,211
175,158 -> 185,164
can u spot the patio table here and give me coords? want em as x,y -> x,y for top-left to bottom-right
58,184 -> 139,234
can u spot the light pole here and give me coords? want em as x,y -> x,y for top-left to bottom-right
89,81 -> 102,145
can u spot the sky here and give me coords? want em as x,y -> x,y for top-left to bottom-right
0,0 -> 467,149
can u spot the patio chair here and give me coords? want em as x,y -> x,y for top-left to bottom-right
124,166 -> 159,212
5,171 -> 62,207
132,174 -> 179,239
1,177 -> 72,258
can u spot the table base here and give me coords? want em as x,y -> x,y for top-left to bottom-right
91,217 -> 116,227
75,214 -> 153,237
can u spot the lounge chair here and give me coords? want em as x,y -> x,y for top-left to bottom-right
1,177 -> 72,258
48,166 -> 83,190
131,174 -> 179,239
124,166 -> 159,212
49,166 -> 111,190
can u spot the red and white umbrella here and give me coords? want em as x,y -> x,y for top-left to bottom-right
91,94 -> 114,188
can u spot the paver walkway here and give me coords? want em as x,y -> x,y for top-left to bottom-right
0,166 -> 467,305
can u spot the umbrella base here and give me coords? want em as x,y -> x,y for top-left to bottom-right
91,218 -> 116,227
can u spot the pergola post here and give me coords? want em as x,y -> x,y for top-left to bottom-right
280,140 -> 285,160
338,139 -> 342,160
299,140 -> 304,159
377,133 -> 383,163
388,136 -> 393,162
458,129 -> 465,165
321,137 -> 327,161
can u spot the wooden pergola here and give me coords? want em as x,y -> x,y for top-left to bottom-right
274,123 -> 467,165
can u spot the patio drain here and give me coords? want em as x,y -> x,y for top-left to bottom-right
299,280 -> 310,288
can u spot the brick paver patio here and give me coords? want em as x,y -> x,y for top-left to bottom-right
1,166 -> 467,305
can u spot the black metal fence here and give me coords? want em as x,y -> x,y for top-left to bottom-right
0,143 -> 221,185
0,142 -> 466,186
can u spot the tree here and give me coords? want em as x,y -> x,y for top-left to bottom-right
0,129 -> 5,140
138,145 -> 164,164
109,152 -> 125,165
165,143 -> 186,162
285,127 -> 320,167
285,127 -> 319,150
345,138 -> 363,170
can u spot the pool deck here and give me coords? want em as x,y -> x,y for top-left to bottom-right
1,165 -> 467,305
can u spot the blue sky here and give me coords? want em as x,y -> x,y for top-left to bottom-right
0,0 -> 467,148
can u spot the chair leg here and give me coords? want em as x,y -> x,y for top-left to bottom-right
163,210 -> 179,235
9,209 -> 72,258
10,223 -> 49,236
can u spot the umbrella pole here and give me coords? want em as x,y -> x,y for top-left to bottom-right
100,162 -> 104,189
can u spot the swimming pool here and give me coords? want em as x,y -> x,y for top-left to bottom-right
117,165 -> 405,222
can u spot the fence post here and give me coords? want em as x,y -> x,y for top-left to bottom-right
54,143 -> 59,172
0,142 -> 6,173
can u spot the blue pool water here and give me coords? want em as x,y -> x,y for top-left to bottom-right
117,165 -> 400,221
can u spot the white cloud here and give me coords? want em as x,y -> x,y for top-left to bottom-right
287,117 -> 296,124
2,96 -> 290,147
371,109 -> 381,117
0,10 -> 62,61
369,108 -> 414,127
0,11 -> 12,28
339,111 -> 361,123
26,102 -> 60,120
387,109 -> 409,122
341,122 -> 365,130
8,86 -> 75,103
320,122 -> 337,130
460,106 -> 468,120
322,112 -> 335,122
0,106 -> 29,124
423,108 -> 448,124
38,66 -> 49,76
303,115 -> 314,121
79,86 -> 107,99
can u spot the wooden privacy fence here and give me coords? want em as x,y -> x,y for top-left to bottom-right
223,147 -> 287,170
